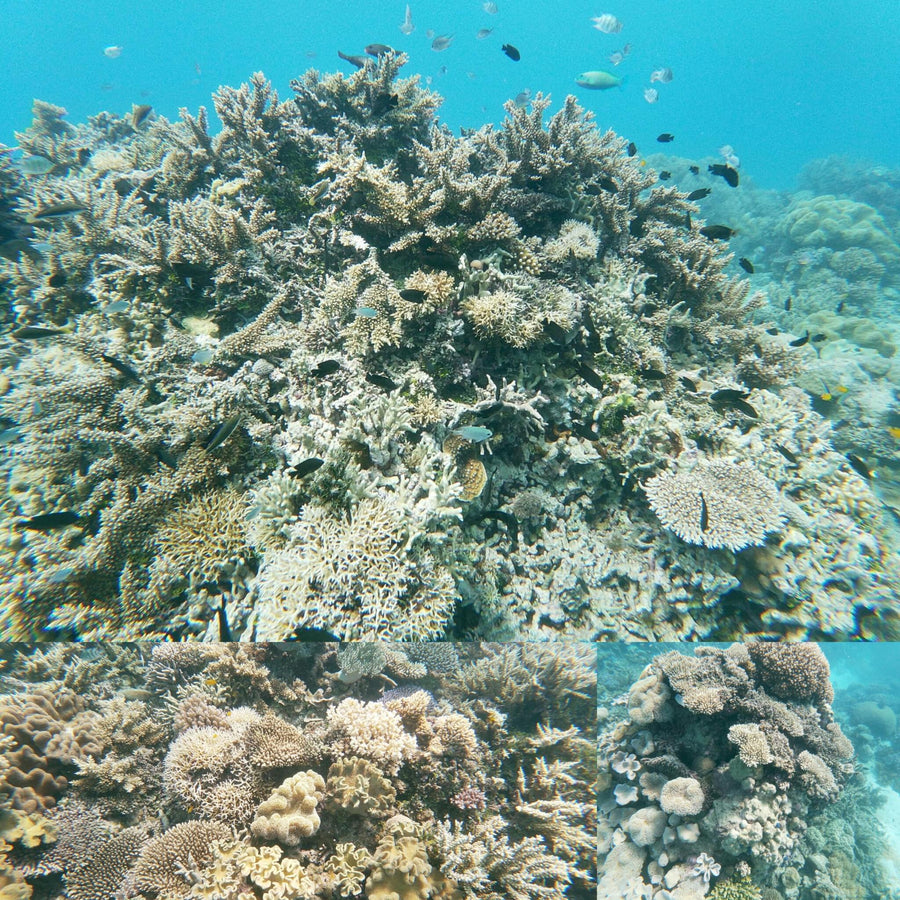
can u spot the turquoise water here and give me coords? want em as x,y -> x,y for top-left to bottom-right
3,0 -> 899,188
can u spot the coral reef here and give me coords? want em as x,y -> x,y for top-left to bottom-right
597,644 -> 892,900
0,642 -> 595,900
2,53 -> 895,640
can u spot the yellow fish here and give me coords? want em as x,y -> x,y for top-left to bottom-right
836,385 -> 849,394
889,426 -> 900,440
821,392 -> 832,401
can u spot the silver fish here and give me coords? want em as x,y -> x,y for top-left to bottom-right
476,28 -> 494,39
104,45 -> 123,58
513,89 -> 531,107
399,4 -> 414,34
591,13 -> 623,34
650,67 -> 673,83
431,33 -> 454,51
643,88 -> 659,103
20,156 -> 55,176
483,2 -> 498,13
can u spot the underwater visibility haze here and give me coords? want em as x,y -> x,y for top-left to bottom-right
0,642 -> 597,900
598,642 -> 900,899
1,0 -> 899,641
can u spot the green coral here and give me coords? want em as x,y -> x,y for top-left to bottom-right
707,876 -> 763,900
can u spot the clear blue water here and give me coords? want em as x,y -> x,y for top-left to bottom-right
3,0 -> 899,188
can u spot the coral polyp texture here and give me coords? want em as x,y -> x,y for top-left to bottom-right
0,641 -> 596,900
1,54 -> 898,641
598,643 -> 898,900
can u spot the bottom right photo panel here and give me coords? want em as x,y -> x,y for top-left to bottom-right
597,643 -> 900,900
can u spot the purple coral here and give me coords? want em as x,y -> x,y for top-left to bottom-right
451,786 -> 487,810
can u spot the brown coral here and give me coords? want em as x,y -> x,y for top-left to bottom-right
746,643 -> 835,704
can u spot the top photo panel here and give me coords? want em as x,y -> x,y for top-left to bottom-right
1,2 -> 898,641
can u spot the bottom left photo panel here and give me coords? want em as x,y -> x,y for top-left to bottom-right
0,642 -> 597,900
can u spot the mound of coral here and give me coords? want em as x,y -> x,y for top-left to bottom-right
598,643 -> 896,900
0,641 -> 596,900
1,54 -> 897,641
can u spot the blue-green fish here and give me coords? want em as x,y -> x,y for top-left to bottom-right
355,306 -> 378,318
453,425 -> 492,442
575,70 -> 623,90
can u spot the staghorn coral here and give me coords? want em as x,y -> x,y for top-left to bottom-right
253,497 -> 457,641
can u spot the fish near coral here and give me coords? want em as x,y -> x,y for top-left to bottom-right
575,70 -> 622,90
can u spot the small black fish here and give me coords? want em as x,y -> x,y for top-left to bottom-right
30,201 -> 87,220
639,368 -> 667,381
710,388 -> 750,403
293,457 -> 325,478
811,333 -> 827,343
311,359 -> 341,377
708,163 -> 739,187
153,444 -> 178,469
542,320 -> 570,345
699,492 -> 709,532
846,453 -> 873,480
836,300 -> 844,314
12,325 -> 67,340
171,261 -> 213,287
365,43 -> 394,56
577,362 -> 604,391
775,443 -> 799,464
571,421 -> 598,441
474,510 -> 519,546
699,225 -> 736,240
366,372 -> 398,392
399,288 -> 428,303
216,604 -> 233,641
131,104 -> 152,129
203,414 -> 241,452
659,170 -> 672,180
730,399 -> 759,418
419,240 -> 457,269
657,133 -> 675,142
370,92 -> 399,116
48,270 -> 66,287
789,331 -> 809,347
501,44 -> 521,61
343,439 -> 373,469
100,353 -> 142,383
292,626 -> 341,641
16,511 -> 80,531
738,258 -> 754,273
679,375 -> 698,392
76,147 -> 92,166
598,175 -> 618,192
686,188 -> 711,201
338,50 -> 367,68
784,296 -> 792,311
765,327 -> 779,335
689,165 -> 700,175
685,211 -> 692,230
626,141 -> 637,157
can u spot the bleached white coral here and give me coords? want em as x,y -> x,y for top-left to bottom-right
251,497 -> 456,641
325,698 -> 418,775
644,458 -> 785,551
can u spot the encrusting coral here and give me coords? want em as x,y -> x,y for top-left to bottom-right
2,51 -> 895,641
